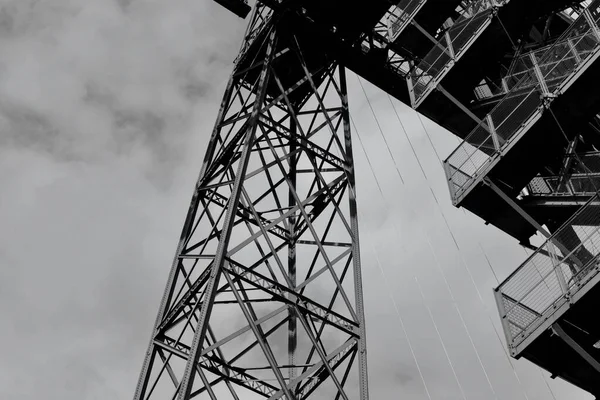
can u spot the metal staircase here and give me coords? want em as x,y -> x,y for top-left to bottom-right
495,193 -> 600,396
408,0 -> 507,107
445,2 -> 600,205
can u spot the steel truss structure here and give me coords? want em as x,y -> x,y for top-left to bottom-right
134,10 -> 368,400
132,0 -> 600,397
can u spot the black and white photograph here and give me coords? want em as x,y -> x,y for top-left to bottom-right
2,1 -> 600,399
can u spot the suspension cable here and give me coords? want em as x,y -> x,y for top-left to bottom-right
387,94 -> 429,180
350,115 -> 434,400
358,79 -> 503,399
362,77 -> 537,400
356,76 -> 405,184
387,92 -> 516,399
415,276 -> 468,400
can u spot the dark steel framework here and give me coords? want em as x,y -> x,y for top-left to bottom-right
132,0 -> 600,398
134,7 -> 368,400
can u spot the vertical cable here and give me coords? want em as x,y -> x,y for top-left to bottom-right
415,111 -> 443,166
415,277 -> 468,400
363,78 -> 531,399
351,118 -> 434,400
388,92 -> 505,398
353,82 -> 490,400
540,369 -> 559,400
356,76 -> 405,184
366,236 -> 435,400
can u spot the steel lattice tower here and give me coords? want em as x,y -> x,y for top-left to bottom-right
134,0 -> 600,398
134,5 -> 368,399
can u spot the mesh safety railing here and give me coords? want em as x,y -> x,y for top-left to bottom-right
387,0 -> 427,42
476,34 -> 599,100
408,0 -> 508,106
358,1 -> 430,81
445,0 -> 600,203
527,175 -> 600,195
526,152 -> 600,196
496,193 -> 600,352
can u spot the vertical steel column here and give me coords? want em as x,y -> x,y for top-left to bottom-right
175,29 -> 279,400
530,52 -> 549,95
288,115 -> 298,385
339,66 -> 370,400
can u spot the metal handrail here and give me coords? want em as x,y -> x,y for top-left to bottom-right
444,0 -> 600,203
495,193 -> 600,350
409,0 -> 506,106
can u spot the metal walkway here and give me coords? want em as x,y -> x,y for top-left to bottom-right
445,4 -> 600,205
495,193 -> 600,396
408,0 -> 506,107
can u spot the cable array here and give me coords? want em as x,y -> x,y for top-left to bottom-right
350,114 -> 434,400
350,74 -> 556,400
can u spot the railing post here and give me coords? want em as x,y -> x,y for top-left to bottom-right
443,160 -> 457,200
548,242 -> 570,295
493,287 -> 514,351
583,9 -> 600,42
445,31 -> 455,60
567,39 -> 582,64
406,73 -> 416,107
530,52 -> 550,96
486,114 -> 501,151
501,77 -> 509,93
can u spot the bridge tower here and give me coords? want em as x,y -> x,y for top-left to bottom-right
132,3 -> 371,399
133,0 -> 600,398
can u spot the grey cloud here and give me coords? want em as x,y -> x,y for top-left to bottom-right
0,1 -> 594,400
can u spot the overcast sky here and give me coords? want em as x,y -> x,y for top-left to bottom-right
0,1 -> 593,399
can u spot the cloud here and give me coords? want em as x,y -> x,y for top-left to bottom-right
0,1 -> 594,399
0,0 -> 245,398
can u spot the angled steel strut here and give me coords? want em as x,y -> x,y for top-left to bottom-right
133,7 -> 369,400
